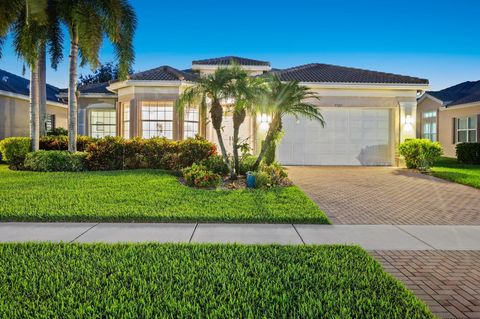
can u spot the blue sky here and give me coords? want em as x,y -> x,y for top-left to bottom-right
1,0 -> 480,90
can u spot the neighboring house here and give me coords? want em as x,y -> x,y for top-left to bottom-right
0,68 -> 67,140
417,81 -> 480,157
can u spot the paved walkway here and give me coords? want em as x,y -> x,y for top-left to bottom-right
1,222 -> 480,250
287,166 -> 480,225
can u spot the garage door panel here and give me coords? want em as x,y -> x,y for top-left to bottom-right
278,108 -> 392,166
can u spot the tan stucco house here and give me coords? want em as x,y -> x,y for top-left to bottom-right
417,81 -> 480,157
0,68 -> 67,140
5,56 -> 431,166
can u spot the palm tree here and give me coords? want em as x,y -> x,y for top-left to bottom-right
0,0 -> 63,149
253,75 -> 325,170
58,0 -> 136,152
227,71 -> 267,176
177,67 -> 238,175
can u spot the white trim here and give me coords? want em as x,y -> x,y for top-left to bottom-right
0,89 -> 67,108
107,80 -> 188,91
417,93 -> 444,105
439,101 -> 480,111
57,92 -> 117,99
86,102 -> 116,109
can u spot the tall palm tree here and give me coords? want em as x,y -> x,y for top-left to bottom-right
227,70 -> 266,176
0,0 -> 63,149
177,67 -> 238,175
253,75 -> 325,170
58,0 -> 136,152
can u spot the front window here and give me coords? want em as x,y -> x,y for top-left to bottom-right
45,114 -> 55,133
184,107 -> 199,139
142,101 -> 173,139
457,116 -> 477,143
123,104 -> 130,138
90,109 -> 116,138
422,111 -> 437,141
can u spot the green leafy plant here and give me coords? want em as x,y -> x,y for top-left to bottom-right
85,136 -> 125,171
39,135 -> 96,151
399,139 -> 443,170
239,154 -> 257,175
201,154 -> 229,176
0,137 -> 31,169
24,150 -> 87,172
456,142 -> 480,165
46,127 -> 68,136
182,163 -> 221,189
253,162 -> 289,188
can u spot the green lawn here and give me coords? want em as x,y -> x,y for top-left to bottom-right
0,243 -> 434,318
0,164 -> 328,223
432,157 -> 480,189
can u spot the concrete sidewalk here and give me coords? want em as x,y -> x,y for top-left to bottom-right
1,223 -> 480,250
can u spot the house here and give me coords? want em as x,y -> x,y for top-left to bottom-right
0,69 -> 67,140
417,81 -> 480,157
6,56 -> 431,166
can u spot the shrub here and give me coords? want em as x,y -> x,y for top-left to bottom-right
182,163 -> 221,188
253,162 -> 288,188
39,135 -> 96,151
0,137 -> 31,169
24,151 -> 87,172
456,143 -> 480,165
47,127 -> 68,136
143,137 -> 175,169
239,154 -> 257,175
176,137 -> 217,169
201,155 -> 229,176
398,139 -> 443,170
252,171 -> 271,189
123,138 -> 147,169
85,136 -> 125,171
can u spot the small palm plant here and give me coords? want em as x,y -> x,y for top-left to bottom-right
177,67 -> 238,176
253,75 -> 325,170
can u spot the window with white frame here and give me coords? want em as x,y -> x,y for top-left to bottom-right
90,109 -> 116,138
123,103 -> 130,138
142,101 -> 173,139
422,111 -> 437,141
184,107 -> 199,139
457,116 -> 477,143
45,114 -> 55,133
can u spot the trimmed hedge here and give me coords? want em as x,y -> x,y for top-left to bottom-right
86,136 -> 216,171
0,137 -> 31,169
399,139 -> 443,170
0,243 -> 434,318
39,135 -> 96,151
24,151 -> 87,172
457,142 -> 480,164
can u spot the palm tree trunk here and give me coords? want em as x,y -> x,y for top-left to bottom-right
38,41 -> 47,136
210,98 -> 233,176
68,28 -> 78,152
30,60 -> 40,151
232,109 -> 246,176
253,113 -> 281,171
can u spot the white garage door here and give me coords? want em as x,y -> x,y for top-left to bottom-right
277,108 -> 393,166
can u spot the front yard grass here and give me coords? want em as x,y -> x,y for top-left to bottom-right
0,243 -> 434,318
432,157 -> 480,189
0,164 -> 328,223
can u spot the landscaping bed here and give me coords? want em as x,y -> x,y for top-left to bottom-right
0,165 -> 328,223
432,157 -> 480,189
0,243 -> 434,318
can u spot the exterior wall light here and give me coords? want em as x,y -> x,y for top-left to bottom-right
257,113 -> 271,130
404,115 -> 413,132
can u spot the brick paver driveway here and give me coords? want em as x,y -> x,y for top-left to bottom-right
287,166 -> 480,225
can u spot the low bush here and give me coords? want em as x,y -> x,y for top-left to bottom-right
456,142 -> 480,165
201,154 -> 229,176
176,137 -> 217,169
253,162 -> 289,188
399,139 -> 443,170
85,136 -> 125,171
46,127 -> 68,136
239,154 -> 257,175
0,137 -> 31,169
39,135 -> 96,151
182,163 -> 221,188
24,150 -> 87,172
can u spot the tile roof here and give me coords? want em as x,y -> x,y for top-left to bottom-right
77,82 -> 115,95
192,56 -> 271,67
0,68 -> 63,103
427,80 -> 480,106
128,66 -> 198,81
273,63 -> 429,85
